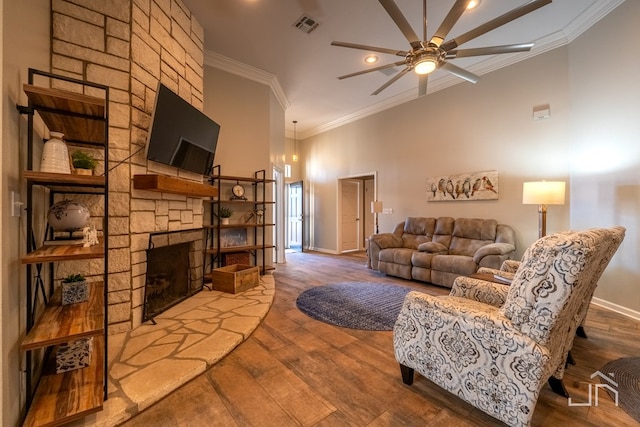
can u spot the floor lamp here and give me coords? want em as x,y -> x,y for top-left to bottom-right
371,201 -> 383,234
522,181 -> 566,239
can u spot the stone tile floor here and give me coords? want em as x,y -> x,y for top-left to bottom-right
72,275 -> 275,427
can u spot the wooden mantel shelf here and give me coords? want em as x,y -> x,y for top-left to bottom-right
133,174 -> 218,197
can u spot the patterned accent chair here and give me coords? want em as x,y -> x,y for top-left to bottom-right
393,227 -> 625,427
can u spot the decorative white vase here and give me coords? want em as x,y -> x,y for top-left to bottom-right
40,132 -> 71,174
47,200 -> 90,231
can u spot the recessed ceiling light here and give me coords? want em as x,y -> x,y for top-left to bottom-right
466,0 -> 481,9
364,55 -> 379,64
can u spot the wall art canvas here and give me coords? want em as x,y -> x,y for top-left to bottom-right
220,228 -> 248,248
427,170 -> 499,201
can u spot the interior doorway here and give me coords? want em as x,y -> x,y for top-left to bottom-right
338,173 -> 376,253
287,180 -> 303,252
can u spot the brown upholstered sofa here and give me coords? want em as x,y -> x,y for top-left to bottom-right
368,217 -> 516,288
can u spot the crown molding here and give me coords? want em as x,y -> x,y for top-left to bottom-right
204,50 -> 290,112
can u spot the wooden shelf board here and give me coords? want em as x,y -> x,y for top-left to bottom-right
24,84 -> 106,145
24,171 -> 105,193
22,283 -> 104,351
205,244 -> 275,254
209,174 -> 275,184
22,335 -> 105,427
133,174 -> 218,198
22,239 -> 105,265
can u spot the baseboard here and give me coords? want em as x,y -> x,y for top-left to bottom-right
591,297 -> 640,321
305,246 -> 339,255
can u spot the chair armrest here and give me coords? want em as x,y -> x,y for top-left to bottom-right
395,292 -> 549,359
473,242 -> 516,264
369,232 -> 403,249
450,276 -> 510,307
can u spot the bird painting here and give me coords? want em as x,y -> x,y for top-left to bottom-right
427,171 -> 498,202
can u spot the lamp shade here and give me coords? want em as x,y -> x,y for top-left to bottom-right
522,181 -> 566,205
371,201 -> 383,214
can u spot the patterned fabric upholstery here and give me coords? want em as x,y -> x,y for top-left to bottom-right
393,227 -> 625,427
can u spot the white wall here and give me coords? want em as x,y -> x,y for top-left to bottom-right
2,1 -> 50,424
299,5 -> 639,315
203,66 -> 272,177
301,47 -> 571,257
568,0 -> 640,315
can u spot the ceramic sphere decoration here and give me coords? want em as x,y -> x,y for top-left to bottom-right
40,132 -> 71,174
47,200 -> 90,231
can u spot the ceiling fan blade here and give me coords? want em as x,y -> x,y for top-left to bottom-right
440,62 -> 479,84
337,61 -> 407,80
441,0 -> 552,51
378,0 -> 422,49
331,41 -> 408,57
372,67 -> 411,95
446,43 -> 534,58
430,0 -> 469,47
418,74 -> 428,97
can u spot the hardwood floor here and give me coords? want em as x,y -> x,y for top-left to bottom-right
121,251 -> 640,427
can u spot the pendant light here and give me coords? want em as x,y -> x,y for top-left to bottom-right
292,120 -> 299,162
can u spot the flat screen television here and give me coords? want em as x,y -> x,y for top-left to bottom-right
145,83 -> 220,175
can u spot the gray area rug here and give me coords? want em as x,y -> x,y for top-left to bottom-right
296,282 -> 412,331
600,356 -> 640,423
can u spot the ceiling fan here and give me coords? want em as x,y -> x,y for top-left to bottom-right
332,0 -> 552,96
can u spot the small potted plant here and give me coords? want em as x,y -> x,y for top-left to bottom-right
61,273 -> 89,305
218,206 -> 234,225
71,150 -> 98,175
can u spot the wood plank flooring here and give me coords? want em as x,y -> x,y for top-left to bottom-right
121,251 -> 640,427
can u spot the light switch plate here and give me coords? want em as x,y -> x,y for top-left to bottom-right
11,191 -> 23,217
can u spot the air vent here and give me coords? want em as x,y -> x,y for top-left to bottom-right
293,14 -> 319,34
379,67 -> 399,76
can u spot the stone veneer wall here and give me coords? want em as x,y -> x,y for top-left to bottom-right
51,0 -> 206,334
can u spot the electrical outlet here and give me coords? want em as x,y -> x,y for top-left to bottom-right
382,208 -> 393,214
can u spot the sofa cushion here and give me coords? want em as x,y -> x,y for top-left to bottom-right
411,251 -> 434,269
449,218 -> 499,257
432,217 -> 454,248
379,248 -> 414,266
431,254 -> 478,276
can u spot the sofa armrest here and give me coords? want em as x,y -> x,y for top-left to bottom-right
369,232 -> 403,249
473,242 -> 516,264
477,267 -> 515,281
450,276 -> 510,307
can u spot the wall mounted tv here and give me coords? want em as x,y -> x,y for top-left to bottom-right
145,83 -> 220,176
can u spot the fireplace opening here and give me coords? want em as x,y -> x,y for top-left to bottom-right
143,229 -> 205,322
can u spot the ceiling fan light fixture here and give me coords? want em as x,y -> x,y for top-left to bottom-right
414,52 -> 438,75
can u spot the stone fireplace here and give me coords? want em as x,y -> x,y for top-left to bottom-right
51,0 -> 207,333
142,229 -> 204,322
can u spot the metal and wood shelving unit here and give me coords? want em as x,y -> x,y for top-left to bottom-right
204,166 -> 276,282
18,69 -> 109,426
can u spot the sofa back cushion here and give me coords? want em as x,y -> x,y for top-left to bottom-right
432,217 -> 454,248
449,218 -> 498,257
401,217 -> 435,249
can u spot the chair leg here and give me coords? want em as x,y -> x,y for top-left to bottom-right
400,364 -> 414,385
576,325 -> 588,338
548,377 -> 570,398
